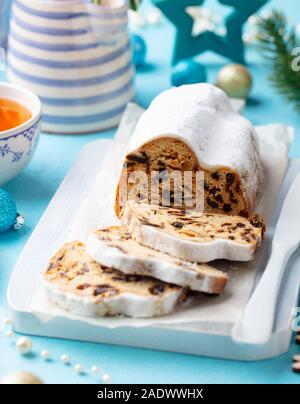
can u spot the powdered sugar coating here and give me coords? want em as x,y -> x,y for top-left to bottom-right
87,226 -> 228,293
127,84 -> 262,213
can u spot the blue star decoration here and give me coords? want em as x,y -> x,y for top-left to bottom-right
152,0 -> 269,65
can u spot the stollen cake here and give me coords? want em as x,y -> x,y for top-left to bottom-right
43,241 -> 188,318
87,226 -> 228,294
115,83 -> 262,217
122,201 -> 265,263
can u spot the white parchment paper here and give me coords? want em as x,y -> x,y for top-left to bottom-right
30,103 -> 293,330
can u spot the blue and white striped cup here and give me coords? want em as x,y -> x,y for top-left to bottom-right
6,0 -> 135,134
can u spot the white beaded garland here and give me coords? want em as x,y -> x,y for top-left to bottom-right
74,364 -> 84,374
16,337 -> 32,355
60,354 -> 71,364
41,350 -> 50,360
102,373 -> 111,383
91,366 -> 100,375
1,312 -> 113,382
4,318 -> 13,326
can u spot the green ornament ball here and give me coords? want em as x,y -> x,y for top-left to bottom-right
0,189 -> 17,233
216,64 -> 252,99
171,59 -> 207,87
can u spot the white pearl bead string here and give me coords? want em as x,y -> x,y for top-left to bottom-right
6,330 -> 13,338
74,364 -> 84,375
2,316 -> 111,383
91,366 -> 100,375
60,354 -> 71,365
16,337 -> 32,355
102,373 -> 111,383
41,350 -> 50,360
4,318 -> 13,326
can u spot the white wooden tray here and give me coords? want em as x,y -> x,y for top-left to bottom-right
7,139 -> 300,361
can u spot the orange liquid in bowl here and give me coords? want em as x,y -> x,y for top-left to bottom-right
0,98 -> 32,132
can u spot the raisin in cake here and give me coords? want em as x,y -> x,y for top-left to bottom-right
87,226 -> 228,294
115,83 -> 262,217
43,241 -> 188,318
122,201 -> 265,263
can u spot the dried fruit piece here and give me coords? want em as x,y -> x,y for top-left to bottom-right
77,283 -> 90,290
211,172 -> 221,180
172,221 -> 184,229
223,203 -> 232,212
207,198 -> 219,209
226,173 -> 235,186
149,284 -> 165,295
126,151 -> 149,164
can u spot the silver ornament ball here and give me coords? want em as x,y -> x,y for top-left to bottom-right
216,64 -> 252,99
0,371 -> 43,384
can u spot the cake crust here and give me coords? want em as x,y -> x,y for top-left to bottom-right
122,201 -> 265,263
87,226 -> 228,294
115,84 -> 262,217
115,137 -> 250,217
43,241 -> 188,318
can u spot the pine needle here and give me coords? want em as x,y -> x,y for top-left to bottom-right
255,9 -> 300,113
90,0 -> 139,11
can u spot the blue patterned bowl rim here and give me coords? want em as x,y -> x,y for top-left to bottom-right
0,118 -> 41,164
0,81 -> 42,139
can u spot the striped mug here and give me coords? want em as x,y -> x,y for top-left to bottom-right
6,0 -> 135,134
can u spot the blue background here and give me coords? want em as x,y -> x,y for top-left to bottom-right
0,0 -> 299,384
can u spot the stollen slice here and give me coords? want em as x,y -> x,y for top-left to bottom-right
121,201 -> 265,263
43,241 -> 188,318
87,226 -> 228,294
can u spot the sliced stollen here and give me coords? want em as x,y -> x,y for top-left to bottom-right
115,83 -> 262,217
43,241 -> 188,318
87,226 -> 228,294
122,201 -> 265,263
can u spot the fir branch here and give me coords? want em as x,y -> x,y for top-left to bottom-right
255,9 -> 300,113
91,0 -> 140,11
128,0 -> 140,11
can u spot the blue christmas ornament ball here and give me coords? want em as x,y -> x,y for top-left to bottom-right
171,59 -> 207,87
131,34 -> 147,67
0,189 -> 17,233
